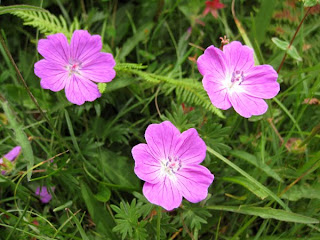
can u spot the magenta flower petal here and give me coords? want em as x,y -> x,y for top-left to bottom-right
229,91 -> 268,118
132,121 -> 214,211
132,144 -> 162,184
81,52 -> 116,83
176,165 -> 214,203
175,128 -> 207,165
197,41 -> 279,118
65,75 -> 101,105
35,60 -> 68,92
37,33 -> 69,65
2,146 -> 22,162
0,146 -> 21,175
143,181 -> 182,211
202,75 -> 232,110
242,65 -> 280,99
144,121 -> 181,160
197,46 -> 227,79
70,30 -> 102,64
35,186 -> 54,204
34,30 -> 116,105
223,41 -> 254,72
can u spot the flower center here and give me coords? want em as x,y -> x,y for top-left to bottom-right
66,59 -> 82,76
161,156 -> 181,177
227,70 -> 244,89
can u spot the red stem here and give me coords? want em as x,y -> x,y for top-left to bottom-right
277,7 -> 311,74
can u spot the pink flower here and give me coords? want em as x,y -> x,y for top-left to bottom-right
132,121 -> 214,211
197,41 -> 280,118
34,30 -> 116,105
0,146 -> 21,175
203,0 -> 225,19
35,186 -> 55,203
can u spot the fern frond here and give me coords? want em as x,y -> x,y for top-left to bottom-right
11,10 -> 71,38
119,68 -> 224,118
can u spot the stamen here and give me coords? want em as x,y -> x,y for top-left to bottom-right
66,59 -> 82,76
161,155 -> 182,177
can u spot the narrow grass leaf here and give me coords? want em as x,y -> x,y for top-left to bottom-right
53,201 -> 73,212
222,177 -> 269,199
253,0 -> 277,44
67,210 -> 90,240
206,205 -> 319,224
230,150 -> 283,182
207,147 -> 290,211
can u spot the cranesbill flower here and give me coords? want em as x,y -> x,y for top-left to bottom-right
35,186 -> 55,203
203,0 -> 225,19
0,146 -> 21,174
34,30 -> 116,105
132,121 -> 214,211
197,41 -> 280,118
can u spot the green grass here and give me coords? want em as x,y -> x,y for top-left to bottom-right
0,0 -> 320,239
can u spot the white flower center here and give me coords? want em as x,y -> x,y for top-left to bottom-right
160,156 -> 181,178
224,70 -> 245,92
66,59 -> 82,76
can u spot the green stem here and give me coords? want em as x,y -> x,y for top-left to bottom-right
157,206 -> 162,240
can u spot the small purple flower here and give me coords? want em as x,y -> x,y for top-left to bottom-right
34,30 -> 116,105
0,146 -> 21,174
197,41 -> 280,118
132,121 -> 214,211
35,186 -> 55,204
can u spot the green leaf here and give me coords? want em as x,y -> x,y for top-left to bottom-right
271,37 -> 302,61
67,209 -> 90,240
8,9 -> 71,37
253,0 -> 277,44
94,184 -> 111,202
111,199 -> 142,240
206,205 -> 319,224
281,184 -> 320,201
119,22 -> 154,60
98,83 -> 107,93
303,0 -> 319,7
222,176 -> 269,199
0,5 -> 46,15
80,181 -> 115,238
207,147 -> 290,211
271,37 -> 288,50
1,101 -> 34,181
230,150 -> 283,182
53,201 -> 73,212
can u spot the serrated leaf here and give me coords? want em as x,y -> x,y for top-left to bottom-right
0,4 -> 46,15
98,83 -> 107,93
111,199 -> 142,240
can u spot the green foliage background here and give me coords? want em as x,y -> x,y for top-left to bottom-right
0,0 -> 319,239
